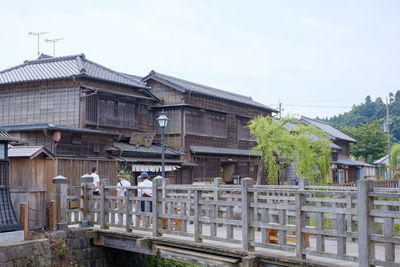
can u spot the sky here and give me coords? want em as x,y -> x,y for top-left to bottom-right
1,0 -> 400,119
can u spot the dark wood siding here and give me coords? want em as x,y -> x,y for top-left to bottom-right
0,80 -> 80,127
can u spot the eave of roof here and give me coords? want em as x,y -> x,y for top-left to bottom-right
8,146 -> 54,159
190,146 -> 261,157
113,142 -> 183,156
110,156 -> 183,164
0,131 -> 19,142
142,70 -> 278,113
300,116 -> 357,143
0,124 -> 120,136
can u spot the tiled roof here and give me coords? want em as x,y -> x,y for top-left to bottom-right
110,156 -> 183,164
0,54 -> 148,89
142,71 -> 277,112
300,116 -> 356,143
0,131 -> 18,142
334,156 -> 372,167
0,124 -> 120,136
281,120 -> 342,150
190,146 -> 261,157
8,146 -> 54,159
113,142 -> 182,156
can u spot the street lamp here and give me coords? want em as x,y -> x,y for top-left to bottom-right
157,111 -> 169,178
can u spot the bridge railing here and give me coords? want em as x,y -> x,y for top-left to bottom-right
63,176 -> 399,266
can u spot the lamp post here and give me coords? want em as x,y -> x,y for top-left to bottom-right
157,111 -> 169,178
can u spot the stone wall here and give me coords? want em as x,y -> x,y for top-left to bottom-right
0,229 -> 105,267
0,239 -> 51,266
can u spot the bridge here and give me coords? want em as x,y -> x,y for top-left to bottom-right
55,176 -> 400,266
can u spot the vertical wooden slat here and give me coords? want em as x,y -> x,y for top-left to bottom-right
296,178 -> 308,260
194,189 -> 202,243
241,178 -> 254,252
357,179 -> 374,267
20,202 -> 28,239
336,213 -> 346,255
383,205 -> 395,262
315,201 -> 325,252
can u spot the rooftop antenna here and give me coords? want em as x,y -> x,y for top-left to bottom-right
29,32 -> 49,57
46,38 -> 64,57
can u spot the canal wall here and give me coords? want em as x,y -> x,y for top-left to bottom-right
0,228 -> 106,267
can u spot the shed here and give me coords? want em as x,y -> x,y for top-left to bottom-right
8,146 -> 54,230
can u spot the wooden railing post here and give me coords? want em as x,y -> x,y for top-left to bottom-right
49,200 -> 57,231
358,179 -> 374,267
296,178 -> 308,260
52,175 -> 68,230
152,177 -> 163,237
194,188 -> 203,243
241,178 -> 254,252
20,202 -> 28,239
81,174 -> 93,227
211,178 -> 222,236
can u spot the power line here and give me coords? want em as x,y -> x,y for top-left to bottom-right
269,103 -> 353,109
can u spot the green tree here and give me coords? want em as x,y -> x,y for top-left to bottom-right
248,116 -> 331,184
342,121 -> 388,163
390,143 -> 400,175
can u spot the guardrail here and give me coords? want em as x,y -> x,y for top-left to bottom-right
62,176 -> 400,266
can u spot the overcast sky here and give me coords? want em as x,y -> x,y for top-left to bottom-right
1,0 -> 399,118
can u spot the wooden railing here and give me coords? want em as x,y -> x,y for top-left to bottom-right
61,176 -> 400,266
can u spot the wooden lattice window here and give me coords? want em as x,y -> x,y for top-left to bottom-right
186,109 -> 227,137
237,117 -> 255,141
193,157 -> 220,179
86,94 -> 98,125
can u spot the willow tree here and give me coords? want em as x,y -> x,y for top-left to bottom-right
390,143 -> 400,176
248,116 -> 331,184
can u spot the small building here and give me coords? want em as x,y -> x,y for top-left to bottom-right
8,146 -> 54,230
299,117 -> 372,184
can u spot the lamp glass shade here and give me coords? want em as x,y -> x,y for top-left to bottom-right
157,112 -> 169,128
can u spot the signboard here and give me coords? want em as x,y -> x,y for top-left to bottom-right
129,133 -> 155,147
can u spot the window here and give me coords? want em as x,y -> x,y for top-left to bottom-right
71,134 -> 82,145
149,110 -> 155,126
185,109 -> 227,137
86,95 -> 138,129
237,117 -> 255,141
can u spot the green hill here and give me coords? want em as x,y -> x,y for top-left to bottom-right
323,90 -> 400,143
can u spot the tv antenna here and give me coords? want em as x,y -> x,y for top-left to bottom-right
46,38 -> 63,57
29,32 -> 49,57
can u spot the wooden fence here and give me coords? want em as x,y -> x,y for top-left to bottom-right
60,177 -> 400,267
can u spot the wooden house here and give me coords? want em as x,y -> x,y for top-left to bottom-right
299,117 -> 370,184
142,71 -> 277,183
0,54 -> 159,159
0,55 -> 185,181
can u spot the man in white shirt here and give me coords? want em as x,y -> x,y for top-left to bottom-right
91,167 -> 100,195
138,172 -> 152,226
116,171 -> 131,210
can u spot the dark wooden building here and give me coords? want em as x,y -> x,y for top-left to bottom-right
142,71 -> 277,183
0,54 -> 159,159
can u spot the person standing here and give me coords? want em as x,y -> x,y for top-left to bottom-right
91,166 -> 100,195
116,171 -> 131,210
138,172 -> 152,226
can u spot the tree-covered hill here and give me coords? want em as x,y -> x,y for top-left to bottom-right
323,90 -> 400,143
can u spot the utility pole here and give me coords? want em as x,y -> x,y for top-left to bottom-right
278,100 -> 282,119
46,38 -> 63,57
385,97 -> 391,179
29,32 -> 49,57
